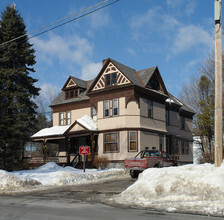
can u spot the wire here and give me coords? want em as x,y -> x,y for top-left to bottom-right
28,0 -> 119,41
0,0 -> 119,47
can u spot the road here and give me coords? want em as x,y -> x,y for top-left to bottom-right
0,177 -> 222,220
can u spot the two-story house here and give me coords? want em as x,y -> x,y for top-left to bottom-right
32,58 -> 194,166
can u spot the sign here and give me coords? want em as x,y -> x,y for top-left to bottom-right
79,145 -> 90,155
79,145 -> 90,173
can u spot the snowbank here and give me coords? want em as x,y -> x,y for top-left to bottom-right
0,162 -> 127,193
114,163 -> 224,216
0,170 -> 41,193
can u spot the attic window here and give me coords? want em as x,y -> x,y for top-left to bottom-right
147,74 -> 160,90
65,89 -> 79,99
105,72 -> 117,87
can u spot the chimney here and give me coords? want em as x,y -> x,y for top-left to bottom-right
102,58 -> 108,67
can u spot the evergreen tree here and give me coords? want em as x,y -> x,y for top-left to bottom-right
0,5 -> 40,171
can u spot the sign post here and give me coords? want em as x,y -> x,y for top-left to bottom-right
79,145 -> 90,172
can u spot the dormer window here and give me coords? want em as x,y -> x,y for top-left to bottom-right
147,74 -> 160,90
105,72 -> 117,87
65,88 -> 82,99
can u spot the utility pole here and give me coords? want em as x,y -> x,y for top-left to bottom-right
214,0 -> 223,167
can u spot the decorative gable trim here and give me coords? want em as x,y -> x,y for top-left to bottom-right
92,62 -> 131,91
66,79 -> 76,88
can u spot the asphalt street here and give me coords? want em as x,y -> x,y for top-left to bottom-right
0,177 -> 222,220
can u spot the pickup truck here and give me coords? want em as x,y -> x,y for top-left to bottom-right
125,149 -> 177,178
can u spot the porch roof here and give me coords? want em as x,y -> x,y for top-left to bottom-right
31,125 -> 71,139
31,115 -> 98,140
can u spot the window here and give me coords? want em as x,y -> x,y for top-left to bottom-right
113,98 -> 118,116
173,138 -> 180,155
159,134 -> 164,151
105,74 -> 111,87
91,106 -> 97,121
112,72 -> 117,85
147,74 -> 160,90
185,141 -> 189,155
181,116 -> 185,130
166,110 -> 170,126
104,132 -> 118,152
59,112 -> 64,126
148,100 -> 153,118
70,91 -> 74,98
66,111 -> 71,125
105,72 -> 117,87
181,140 -> 190,155
129,131 -> 137,151
104,100 -> 109,117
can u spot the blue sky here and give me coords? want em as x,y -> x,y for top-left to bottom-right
1,0 -> 215,101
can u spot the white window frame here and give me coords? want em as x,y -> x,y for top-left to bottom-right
104,100 -> 110,118
113,98 -> 118,116
59,112 -> 64,126
128,131 -> 137,152
104,132 -> 119,153
66,111 -> 71,125
91,106 -> 97,121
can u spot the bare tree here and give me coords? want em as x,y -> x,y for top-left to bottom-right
179,52 -> 221,163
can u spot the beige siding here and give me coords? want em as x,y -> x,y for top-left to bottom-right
53,108 -> 90,126
125,98 -> 140,115
139,98 -> 166,132
167,110 -> 193,140
139,131 -> 161,151
71,108 -> 90,122
97,131 -> 139,161
53,112 -> 59,126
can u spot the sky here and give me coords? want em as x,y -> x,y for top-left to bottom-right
0,0 -> 215,102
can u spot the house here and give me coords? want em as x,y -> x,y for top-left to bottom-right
31,58 -> 195,167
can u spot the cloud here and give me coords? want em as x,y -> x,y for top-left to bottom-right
81,62 -> 102,80
32,33 -> 93,66
129,6 -> 179,40
172,25 -> 213,54
88,10 -> 110,29
166,0 -> 184,8
126,47 -> 136,56
185,2 -> 196,16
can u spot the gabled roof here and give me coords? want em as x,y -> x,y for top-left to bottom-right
109,58 -> 144,88
31,115 -> 98,140
87,58 -> 145,93
137,66 -> 157,85
166,93 -> 195,115
62,75 -> 87,90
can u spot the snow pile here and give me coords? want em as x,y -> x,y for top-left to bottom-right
0,170 -> 41,192
0,162 -> 127,193
114,163 -> 224,216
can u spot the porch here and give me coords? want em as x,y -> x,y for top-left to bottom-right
28,115 -> 98,169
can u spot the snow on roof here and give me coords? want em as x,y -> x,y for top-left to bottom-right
165,98 -> 174,103
76,114 -> 98,131
31,115 -> 97,139
31,125 -> 70,138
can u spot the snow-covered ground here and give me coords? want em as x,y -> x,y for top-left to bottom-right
0,162 -> 127,193
1,162 -> 224,217
113,163 -> 224,217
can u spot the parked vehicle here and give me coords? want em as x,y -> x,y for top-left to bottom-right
125,148 -> 177,178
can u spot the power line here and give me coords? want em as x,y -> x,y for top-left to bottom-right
28,0 -> 119,41
0,0 -> 119,48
